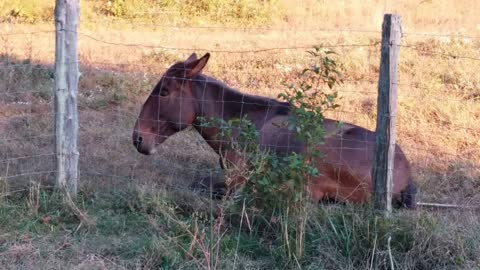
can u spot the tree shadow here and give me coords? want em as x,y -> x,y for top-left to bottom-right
0,54 -> 220,196
0,54 -> 478,209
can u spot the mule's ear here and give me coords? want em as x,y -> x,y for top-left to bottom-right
184,53 -> 210,78
185,53 -> 198,63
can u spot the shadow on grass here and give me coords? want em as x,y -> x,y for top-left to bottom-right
0,54 -> 479,269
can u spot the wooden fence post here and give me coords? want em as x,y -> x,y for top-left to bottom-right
372,14 -> 401,215
54,0 -> 80,196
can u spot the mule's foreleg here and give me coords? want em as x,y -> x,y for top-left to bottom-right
307,175 -> 371,204
220,150 -> 248,191
190,150 -> 248,199
400,181 -> 417,209
190,175 -> 228,199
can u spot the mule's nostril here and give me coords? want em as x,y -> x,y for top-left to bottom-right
133,133 -> 143,148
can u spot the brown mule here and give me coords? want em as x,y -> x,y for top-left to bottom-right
133,53 -> 416,208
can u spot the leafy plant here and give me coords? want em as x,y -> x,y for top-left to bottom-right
198,47 -> 343,262
0,0 -> 53,23
251,46 -> 342,209
103,0 -> 127,17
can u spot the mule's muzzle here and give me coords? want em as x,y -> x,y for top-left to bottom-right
132,131 -> 152,155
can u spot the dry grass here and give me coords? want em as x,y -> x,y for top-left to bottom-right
3,0 -> 480,33
0,1 -> 479,269
279,0 -> 480,34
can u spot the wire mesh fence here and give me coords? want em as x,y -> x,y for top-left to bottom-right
1,7 -> 480,268
0,18 -> 479,210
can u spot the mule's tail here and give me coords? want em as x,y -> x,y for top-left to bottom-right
401,180 -> 417,209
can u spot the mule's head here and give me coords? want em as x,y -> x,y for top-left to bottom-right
133,53 -> 210,155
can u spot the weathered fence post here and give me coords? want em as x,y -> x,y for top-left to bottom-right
372,14 -> 401,216
54,0 -> 80,196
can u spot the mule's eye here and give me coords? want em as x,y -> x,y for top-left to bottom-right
160,88 -> 169,97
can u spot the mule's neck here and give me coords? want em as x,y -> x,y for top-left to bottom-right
191,74 -> 290,152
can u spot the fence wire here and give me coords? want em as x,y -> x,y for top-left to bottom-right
0,22 -> 479,210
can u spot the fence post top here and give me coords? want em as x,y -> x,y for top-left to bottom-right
384,13 -> 401,17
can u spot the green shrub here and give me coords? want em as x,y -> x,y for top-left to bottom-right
99,0 -> 280,25
0,0 -> 53,23
198,47 -> 343,263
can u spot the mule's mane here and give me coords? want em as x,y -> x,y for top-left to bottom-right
193,73 -> 290,117
165,61 -> 288,111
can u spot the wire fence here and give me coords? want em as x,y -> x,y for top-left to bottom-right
0,18 -> 479,210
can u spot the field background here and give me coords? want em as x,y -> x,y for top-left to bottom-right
0,0 -> 479,269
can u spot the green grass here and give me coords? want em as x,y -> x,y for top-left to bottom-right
0,40 -> 479,269
0,0 -> 282,26
0,0 -> 53,23
1,187 -> 478,269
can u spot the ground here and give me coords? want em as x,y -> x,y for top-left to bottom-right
0,0 -> 479,269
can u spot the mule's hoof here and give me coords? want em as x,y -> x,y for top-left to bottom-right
190,176 -> 227,200
401,182 -> 417,209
